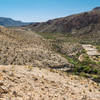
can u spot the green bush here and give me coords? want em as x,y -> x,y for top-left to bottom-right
74,66 -> 91,73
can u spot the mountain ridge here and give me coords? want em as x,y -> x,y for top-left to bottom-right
0,17 -> 33,27
27,7 -> 100,35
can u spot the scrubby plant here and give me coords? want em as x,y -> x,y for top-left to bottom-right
10,65 -> 15,76
27,66 -> 33,71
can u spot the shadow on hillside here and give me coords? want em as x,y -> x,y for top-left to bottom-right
65,69 -> 100,83
49,64 -> 74,70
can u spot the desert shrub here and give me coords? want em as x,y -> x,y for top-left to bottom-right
74,66 -> 91,73
74,65 -> 100,74
96,46 -> 100,52
81,54 -> 96,65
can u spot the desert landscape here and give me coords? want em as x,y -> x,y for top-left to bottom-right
0,0 -> 100,99
0,65 -> 100,100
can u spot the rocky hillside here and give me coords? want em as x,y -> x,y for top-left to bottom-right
24,7 -> 100,81
0,26 -> 70,68
0,65 -> 100,100
0,17 -> 31,27
27,7 -> 100,35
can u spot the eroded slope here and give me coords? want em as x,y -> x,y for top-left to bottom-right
0,26 -> 70,68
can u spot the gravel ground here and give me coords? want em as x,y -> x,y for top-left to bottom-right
0,26 -> 70,68
0,65 -> 100,100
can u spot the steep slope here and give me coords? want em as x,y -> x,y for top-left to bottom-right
0,65 -> 100,100
0,17 -> 31,27
0,26 -> 70,68
27,7 -> 100,35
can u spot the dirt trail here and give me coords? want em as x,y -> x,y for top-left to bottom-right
82,45 -> 100,56
0,65 -> 100,100
82,44 -> 100,61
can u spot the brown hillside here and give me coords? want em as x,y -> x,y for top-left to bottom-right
27,7 -> 100,35
0,26 -> 71,68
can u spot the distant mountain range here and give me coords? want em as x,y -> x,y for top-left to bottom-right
0,17 -> 32,27
27,7 -> 100,35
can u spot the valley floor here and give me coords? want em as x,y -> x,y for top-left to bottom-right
0,65 -> 100,100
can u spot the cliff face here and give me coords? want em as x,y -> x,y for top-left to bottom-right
27,7 -> 100,34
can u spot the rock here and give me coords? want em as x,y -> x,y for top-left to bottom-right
0,74 -> 3,81
0,87 -> 8,94
78,54 -> 85,62
0,66 -> 99,99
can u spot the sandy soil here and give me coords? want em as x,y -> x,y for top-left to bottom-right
0,65 -> 99,100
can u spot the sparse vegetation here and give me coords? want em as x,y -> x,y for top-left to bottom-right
0,27 -> 69,68
96,46 -> 100,52
35,28 -> 100,81
0,2 -> 100,100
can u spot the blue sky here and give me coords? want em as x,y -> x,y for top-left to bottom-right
0,0 -> 100,22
